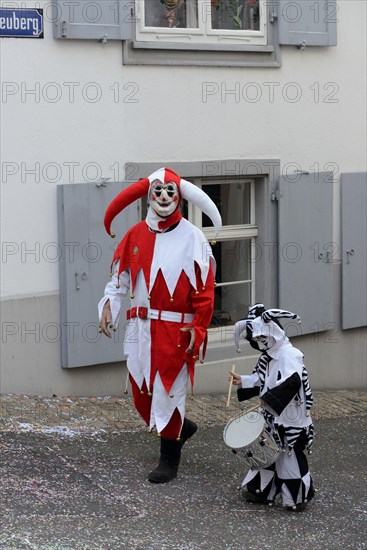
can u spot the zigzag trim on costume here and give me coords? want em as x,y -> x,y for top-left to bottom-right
252,353 -> 270,387
283,426 -> 306,450
302,366 -> 314,411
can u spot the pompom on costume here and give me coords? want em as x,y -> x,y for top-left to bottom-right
233,307 -> 315,511
98,168 -> 221,483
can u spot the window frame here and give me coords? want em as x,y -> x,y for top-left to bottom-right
136,0 -> 267,46
126,159 -> 280,344
188,177 -> 257,340
123,0 -> 281,67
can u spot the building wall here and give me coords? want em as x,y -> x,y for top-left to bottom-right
1,263 -> 366,396
1,0 -> 366,395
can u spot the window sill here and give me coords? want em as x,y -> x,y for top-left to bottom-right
122,39 -> 281,67
205,337 -> 258,362
131,40 -> 274,52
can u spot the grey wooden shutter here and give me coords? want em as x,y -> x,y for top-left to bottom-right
341,173 -> 367,330
53,0 -> 133,40
278,0 -> 337,47
57,182 -> 139,368
278,172 -> 334,336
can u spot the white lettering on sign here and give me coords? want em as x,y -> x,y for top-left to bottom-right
0,11 -> 40,36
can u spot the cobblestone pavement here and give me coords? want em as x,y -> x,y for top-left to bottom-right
1,390 -> 366,435
1,390 -> 367,550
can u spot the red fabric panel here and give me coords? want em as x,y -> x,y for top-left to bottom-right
160,407 -> 183,439
104,179 -> 149,235
129,375 -> 151,426
164,168 -> 181,186
150,264 -> 215,394
113,222 -> 155,293
157,207 -> 182,231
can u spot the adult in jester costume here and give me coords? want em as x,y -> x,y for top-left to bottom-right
99,167 -> 221,483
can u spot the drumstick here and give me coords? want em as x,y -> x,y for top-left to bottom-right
226,364 -> 236,407
245,403 -> 262,414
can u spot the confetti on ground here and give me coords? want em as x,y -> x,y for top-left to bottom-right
0,390 -> 365,434
1,391 -> 366,549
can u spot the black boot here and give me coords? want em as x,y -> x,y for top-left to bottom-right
180,418 -> 198,449
242,490 -> 274,506
148,438 -> 182,484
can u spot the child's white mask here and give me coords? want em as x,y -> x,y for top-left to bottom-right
255,336 -> 276,351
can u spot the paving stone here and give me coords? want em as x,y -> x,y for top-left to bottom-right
0,390 -> 366,434
1,416 -> 366,549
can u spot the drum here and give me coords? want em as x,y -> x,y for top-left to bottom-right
223,411 -> 280,469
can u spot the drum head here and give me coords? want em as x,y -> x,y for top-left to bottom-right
223,411 -> 264,449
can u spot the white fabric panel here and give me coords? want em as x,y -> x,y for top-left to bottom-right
241,468 -> 275,495
281,484 -> 296,508
124,270 -> 152,390
302,472 -> 312,496
259,469 -> 275,492
148,167 -> 166,184
150,366 -> 188,433
241,468 -> 257,488
240,373 -> 261,389
276,448 -> 301,480
97,265 -> 129,326
149,219 -> 212,295
233,319 -> 248,351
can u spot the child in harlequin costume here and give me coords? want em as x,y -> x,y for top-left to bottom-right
230,305 -> 315,511
98,168 -> 221,484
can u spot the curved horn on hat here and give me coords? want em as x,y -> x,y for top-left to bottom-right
261,309 -> 301,323
247,303 -> 265,320
104,178 -> 150,237
233,319 -> 250,352
180,179 -> 222,238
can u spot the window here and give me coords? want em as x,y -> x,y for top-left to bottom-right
141,176 -> 258,329
129,159 -> 280,333
136,0 -> 266,46
187,178 -> 257,329
53,1 -> 337,67
123,0 -> 279,66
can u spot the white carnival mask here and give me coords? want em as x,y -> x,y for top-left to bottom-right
149,179 -> 180,218
254,336 -> 276,351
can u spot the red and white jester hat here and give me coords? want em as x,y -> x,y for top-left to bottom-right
104,167 -> 222,238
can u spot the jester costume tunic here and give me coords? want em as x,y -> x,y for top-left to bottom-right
99,218 -> 215,439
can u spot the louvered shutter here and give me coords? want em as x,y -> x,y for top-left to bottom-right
57,182 -> 139,368
278,0 -> 337,47
53,0 -> 133,40
278,172 -> 334,336
341,172 -> 367,329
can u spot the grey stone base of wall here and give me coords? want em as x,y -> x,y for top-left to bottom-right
1,293 -> 366,396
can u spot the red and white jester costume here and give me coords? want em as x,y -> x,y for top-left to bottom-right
98,168 -> 221,483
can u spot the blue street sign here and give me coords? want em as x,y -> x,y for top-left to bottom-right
0,8 -> 44,38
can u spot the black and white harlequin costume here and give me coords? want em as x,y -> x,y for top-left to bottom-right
233,306 -> 314,511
